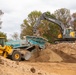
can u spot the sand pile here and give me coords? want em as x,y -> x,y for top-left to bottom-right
0,56 -> 28,75
0,56 -> 37,75
50,43 -> 76,62
29,48 -> 63,62
0,56 -> 76,75
29,43 -> 76,62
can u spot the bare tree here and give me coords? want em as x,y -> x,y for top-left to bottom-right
0,10 -> 4,29
11,32 -> 19,40
54,8 -> 71,26
72,13 -> 76,30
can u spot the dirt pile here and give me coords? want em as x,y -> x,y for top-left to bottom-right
29,43 -> 76,62
30,48 -> 63,62
0,56 -> 76,75
50,43 -> 76,62
0,56 -> 24,75
0,56 -> 40,75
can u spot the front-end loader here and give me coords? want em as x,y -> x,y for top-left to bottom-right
0,36 -> 47,61
0,37 -> 23,61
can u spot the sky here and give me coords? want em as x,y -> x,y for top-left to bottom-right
0,0 -> 76,39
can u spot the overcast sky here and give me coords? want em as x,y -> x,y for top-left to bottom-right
0,0 -> 76,39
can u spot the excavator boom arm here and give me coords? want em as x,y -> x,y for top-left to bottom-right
33,12 -> 65,35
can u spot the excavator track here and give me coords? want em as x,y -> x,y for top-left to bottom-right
55,38 -> 76,43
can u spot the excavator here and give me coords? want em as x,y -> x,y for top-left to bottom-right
33,12 -> 76,43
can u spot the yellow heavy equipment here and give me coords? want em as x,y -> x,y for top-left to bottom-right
0,36 -> 47,61
0,37 -> 23,61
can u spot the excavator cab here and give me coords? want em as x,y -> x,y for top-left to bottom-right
0,37 -> 5,47
65,26 -> 75,38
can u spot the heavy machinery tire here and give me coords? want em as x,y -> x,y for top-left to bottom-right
11,51 -> 21,61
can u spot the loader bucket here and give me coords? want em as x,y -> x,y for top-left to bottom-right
24,51 -> 32,60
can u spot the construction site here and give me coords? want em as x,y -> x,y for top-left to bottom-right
0,1 -> 76,75
0,13 -> 76,75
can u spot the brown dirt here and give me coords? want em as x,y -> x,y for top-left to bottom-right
50,43 -> 76,62
0,42 -> 76,75
29,48 -> 63,62
29,43 -> 76,63
0,57 -> 76,75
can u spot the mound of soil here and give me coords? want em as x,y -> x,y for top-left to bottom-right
29,43 -> 76,62
0,56 -> 76,75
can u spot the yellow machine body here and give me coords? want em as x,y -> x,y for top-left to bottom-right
58,28 -> 76,39
58,34 -> 62,38
0,45 -> 13,58
0,37 -> 13,58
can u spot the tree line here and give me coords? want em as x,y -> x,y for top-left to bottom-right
0,8 -> 76,42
